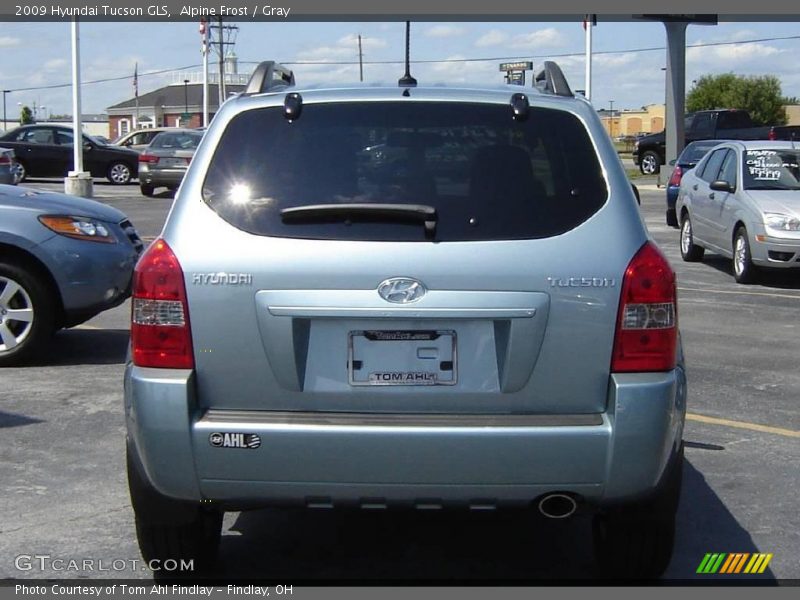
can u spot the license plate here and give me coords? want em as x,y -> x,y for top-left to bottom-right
348,330 -> 457,386
161,157 -> 187,167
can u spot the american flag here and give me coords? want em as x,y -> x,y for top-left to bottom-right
133,62 -> 138,98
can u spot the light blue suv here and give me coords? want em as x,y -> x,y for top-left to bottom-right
125,61 -> 687,578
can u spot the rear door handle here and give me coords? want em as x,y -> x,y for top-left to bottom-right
709,193 -> 715,200
692,184 -> 698,191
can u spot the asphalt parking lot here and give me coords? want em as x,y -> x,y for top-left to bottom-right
1,178 -> 798,582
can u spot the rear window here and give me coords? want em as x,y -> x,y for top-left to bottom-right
202,102 -> 607,241
152,131 -> 202,150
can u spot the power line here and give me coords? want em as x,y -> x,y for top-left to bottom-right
246,34 -> 800,66
7,33 -> 800,95
6,64 -> 202,93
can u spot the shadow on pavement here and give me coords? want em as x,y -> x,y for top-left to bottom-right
205,457 -> 774,582
29,328 -> 130,366
696,254 -> 800,290
0,409 -> 44,429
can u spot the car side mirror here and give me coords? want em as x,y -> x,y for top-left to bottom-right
710,180 -> 734,193
668,159 -> 676,166
83,142 -> 93,152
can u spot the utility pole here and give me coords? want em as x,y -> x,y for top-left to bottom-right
2,90 -> 9,132
200,18 -> 209,127
358,34 -> 363,82
66,18 -> 92,198
208,18 -> 238,105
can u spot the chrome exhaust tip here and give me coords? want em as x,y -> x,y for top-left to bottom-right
537,493 -> 578,519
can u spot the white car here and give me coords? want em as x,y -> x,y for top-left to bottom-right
677,140 -> 800,283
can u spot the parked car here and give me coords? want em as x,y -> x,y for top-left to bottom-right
112,127 -> 184,153
677,140 -> 800,283
665,140 -> 733,227
0,125 -> 139,185
0,147 -> 16,185
634,109 -> 800,175
125,61 -> 687,578
0,184 -> 142,366
137,129 -> 203,196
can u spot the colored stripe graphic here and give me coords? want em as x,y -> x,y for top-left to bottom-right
699,553 -> 773,574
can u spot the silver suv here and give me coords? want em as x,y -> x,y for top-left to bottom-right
124,61 -> 687,578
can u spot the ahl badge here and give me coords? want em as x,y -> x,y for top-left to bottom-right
209,432 -> 261,449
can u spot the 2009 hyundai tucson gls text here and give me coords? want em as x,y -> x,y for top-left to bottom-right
124,61 -> 687,579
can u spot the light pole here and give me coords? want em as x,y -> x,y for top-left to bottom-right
2,90 -> 8,131
609,100 -> 615,138
183,79 -> 190,126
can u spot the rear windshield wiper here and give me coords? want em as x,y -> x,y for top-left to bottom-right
280,203 -> 438,239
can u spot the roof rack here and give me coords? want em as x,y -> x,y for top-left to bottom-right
243,61 -> 295,95
533,61 -> 573,98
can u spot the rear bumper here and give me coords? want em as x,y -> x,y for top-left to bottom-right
124,366 -> 686,509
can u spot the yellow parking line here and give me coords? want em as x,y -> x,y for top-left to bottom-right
687,412 -> 800,438
678,286 -> 800,301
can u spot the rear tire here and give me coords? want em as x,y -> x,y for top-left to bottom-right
639,151 -> 661,175
732,226 -> 757,284
140,183 -> 155,197
680,214 -> 704,262
0,261 -> 57,367
592,445 -> 683,579
127,444 -> 222,575
666,208 -> 678,228
107,161 -> 133,185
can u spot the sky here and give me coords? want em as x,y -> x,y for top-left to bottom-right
1,19 -> 800,120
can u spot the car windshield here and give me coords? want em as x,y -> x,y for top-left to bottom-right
202,102 -> 608,242
743,149 -> 800,191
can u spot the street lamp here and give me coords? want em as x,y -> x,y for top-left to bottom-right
183,79 -> 190,126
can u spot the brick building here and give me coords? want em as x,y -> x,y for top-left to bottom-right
106,78 -> 246,140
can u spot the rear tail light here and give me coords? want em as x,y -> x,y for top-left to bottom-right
768,128 -> 777,141
131,239 -> 194,369
611,242 -> 678,372
139,153 -> 159,164
667,165 -> 683,188
0,154 -> 11,165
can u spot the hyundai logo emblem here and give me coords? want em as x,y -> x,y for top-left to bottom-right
377,277 -> 427,304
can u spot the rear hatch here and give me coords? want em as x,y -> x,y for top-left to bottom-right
169,96 -> 644,415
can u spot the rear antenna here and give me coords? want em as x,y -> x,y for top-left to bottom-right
398,21 -> 417,88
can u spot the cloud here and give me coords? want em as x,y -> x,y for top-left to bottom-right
424,25 -> 466,39
0,36 -> 20,47
687,41 -> 783,65
424,56 -> 497,84
510,28 -> 566,50
475,29 -> 508,48
296,34 -> 387,63
44,58 -> 68,71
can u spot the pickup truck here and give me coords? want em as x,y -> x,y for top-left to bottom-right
632,109 -> 800,174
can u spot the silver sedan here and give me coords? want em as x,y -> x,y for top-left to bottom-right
676,140 -> 800,283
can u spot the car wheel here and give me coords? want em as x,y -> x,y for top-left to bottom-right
107,161 -> 133,185
666,208 -> 678,228
11,160 -> 27,184
592,445 -> 683,579
679,214 -> 704,262
140,183 -> 155,197
127,444 -> 222,574
733,226 -> 757,284
639,151 -> 661,175
0,262 -> 57,367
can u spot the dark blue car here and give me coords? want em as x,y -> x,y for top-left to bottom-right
0,185 -> 142,365
666,140 -> 732,227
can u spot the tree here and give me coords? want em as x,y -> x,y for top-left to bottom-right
686,73 -> 791,126
19,105 -> 34,125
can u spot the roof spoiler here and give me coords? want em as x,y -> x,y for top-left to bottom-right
533,61 -> 573,98
243,61 -> 295,95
